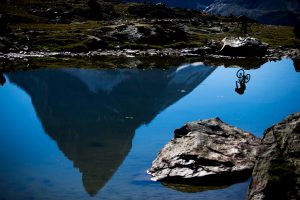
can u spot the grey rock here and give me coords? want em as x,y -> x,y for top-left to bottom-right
111,24 -> 143,41
148,118 -> 261,185
219,37 -> 268,57
247,112 -> 300,200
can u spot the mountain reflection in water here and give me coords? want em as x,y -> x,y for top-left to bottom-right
7,64 -> 215,196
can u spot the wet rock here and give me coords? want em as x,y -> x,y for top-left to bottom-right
148,118 -> 261,185
219,37 -> 268,57
247,112 -> 300,200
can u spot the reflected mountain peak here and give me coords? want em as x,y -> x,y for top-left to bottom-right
7,64 -> 215,196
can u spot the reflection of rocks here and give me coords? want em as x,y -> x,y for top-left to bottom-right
148,118 -> 260,185
203,56 -> 268,69
293,59 -> 300,72
247,112 -> 300,200
7,64 -> 214,196
219,37 -> 268,57
0,73 -> 5,85
161,182 -> 228,193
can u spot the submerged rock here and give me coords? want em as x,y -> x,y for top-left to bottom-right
148,118 -> 261,185
219,37 -> 268,57
247,112 -> 300,200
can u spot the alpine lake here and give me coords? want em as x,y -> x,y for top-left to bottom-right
0,58 -> 300,200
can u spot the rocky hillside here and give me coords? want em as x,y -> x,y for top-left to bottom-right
124,0 -> 215,10
0,0 -> 299,64
205,0 -> 300,25
125,0 -> 300,25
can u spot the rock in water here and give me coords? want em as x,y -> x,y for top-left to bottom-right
247,112 -> 300,200
219,37 -> 268,57
148,118 -> 261,185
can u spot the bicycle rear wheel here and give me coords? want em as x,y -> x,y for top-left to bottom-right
236,69 -> 245,78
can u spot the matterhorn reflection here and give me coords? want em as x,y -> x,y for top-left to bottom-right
7,63 -> 215,196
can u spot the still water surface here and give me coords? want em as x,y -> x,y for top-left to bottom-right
0,59 -> 299,200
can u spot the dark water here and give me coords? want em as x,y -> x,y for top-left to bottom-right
0,59 -> 299,200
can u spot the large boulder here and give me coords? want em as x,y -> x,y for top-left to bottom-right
148,118 -> 261,185
219,37 -> 268,57
247,112 -> 300,200
110,23 -> 187,45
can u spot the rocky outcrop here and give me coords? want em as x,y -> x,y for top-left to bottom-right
219,37 -> 268,57
110,23 -> 187,45
247,112 -> 300,200
148,118 -> 261,185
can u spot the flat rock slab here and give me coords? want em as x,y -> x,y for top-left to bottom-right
247,112 -> 300,200
220,37 -> 268,57
148,118 -> 261,185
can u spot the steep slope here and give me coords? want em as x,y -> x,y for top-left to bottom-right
124,0 -> 215,10
205,0 -> 300,25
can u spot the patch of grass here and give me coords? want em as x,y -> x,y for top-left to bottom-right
252,24 -> 296,47
10,21 -> 101,32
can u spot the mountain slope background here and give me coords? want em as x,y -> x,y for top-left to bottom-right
205,0 -> 300,25
123,0 -> 215,10
125,0 -> 300,25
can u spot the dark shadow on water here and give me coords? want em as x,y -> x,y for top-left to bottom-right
7,64 -> 215,196
293,59 -> 300,72
162,182 -> 228,193
0,73 -> 6,86
161,170 -> 253,193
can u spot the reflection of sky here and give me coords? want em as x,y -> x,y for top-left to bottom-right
97,58 -> 300,199
0,59 -> 299,200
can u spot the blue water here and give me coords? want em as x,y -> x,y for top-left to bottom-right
0,59 -> 299,200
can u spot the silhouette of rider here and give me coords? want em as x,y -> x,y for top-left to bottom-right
236,15 -> 253,37
0,73 -> 6,86
235,69 -> 251,95
235,75 -> 246,95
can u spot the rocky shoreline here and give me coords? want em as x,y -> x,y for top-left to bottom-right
1,0 -> 299,71
148,113 -> 300,200
0,45 -> 299,60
